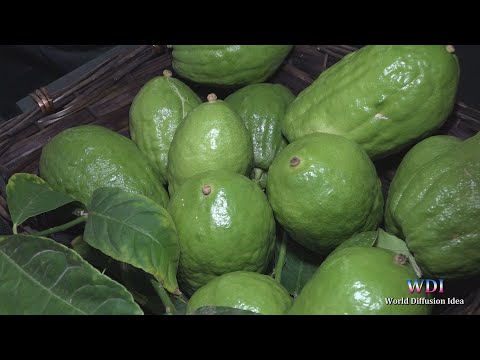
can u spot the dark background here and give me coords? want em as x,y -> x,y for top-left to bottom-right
0,45 -> 479,121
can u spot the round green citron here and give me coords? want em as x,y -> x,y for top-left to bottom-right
225,83 -> 294,188
167,95 -> 253,194
282,45 -> 460,159
171,45 -> 293,86
39,125 -> 168,207
385,133 -> 480,279
167,170 -> 275,295
129,70 -> 201,183
289,247 -> 431,315
187,271 -> 292,315
267,132 -> 383,255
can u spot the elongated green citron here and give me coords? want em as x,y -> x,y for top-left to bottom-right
187,271 -> 292,315
225,83 -> 294,188
385,133 -> 480,279
289,247 -> 431,315
129,70 -> 201,183
167,94 -> 253,194
266,132 -> 383,255
168,171 -> 275,295
171,45 -> 293,86
282,45 -> 460,159
39,125 -> 168,207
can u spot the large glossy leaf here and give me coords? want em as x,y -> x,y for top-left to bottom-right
84,187 -> 180,294
275,236 -> 324,298
0,235 -> 143,315
6,173 -> 74,233
189,306 -> 260,315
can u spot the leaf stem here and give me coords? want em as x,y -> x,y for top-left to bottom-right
12,224 -> 18,235
34,216 -> 87,237
150,279 -> 176,315
408,255 -> 423,278
274,230 -> 288,283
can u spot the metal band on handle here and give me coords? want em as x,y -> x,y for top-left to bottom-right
30,87 -> 55,115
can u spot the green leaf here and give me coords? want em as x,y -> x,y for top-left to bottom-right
0,235 -> 143,315
375,229 -> 411,256
169,294 -> 189,315
189,306 -> 260,315
375,229 -> 423,277
329,229 -> 423,277
331,231 -> 379,255
71,236 -> 117,274
275,236 -> 324,298
111,264 -> 185,315
6,173 -> 74,233
83,187 -> 180,294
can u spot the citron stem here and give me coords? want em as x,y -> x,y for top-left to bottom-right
34,216 -> 87,237
274,230 -> 288,283
151,279 -> 177,315
252,168 -> 264,182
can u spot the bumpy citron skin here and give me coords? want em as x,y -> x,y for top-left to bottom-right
129,74 -> 201,183
282,45 -> 460,159
167,98 -> 253,194
225,83 -> 294,188
289,247 -> 431,315
39,125 -> 169,207
267,133 -> 383,255
171,45 -> 293,86
386,133 -> 480,279
385,135 -> 462,235
187,271 -> 292,315
168,171 -> 275,295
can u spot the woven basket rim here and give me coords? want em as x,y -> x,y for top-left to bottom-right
0,45 -> 479,315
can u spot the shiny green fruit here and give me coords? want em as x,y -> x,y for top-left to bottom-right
171,45 -> 293,86
168,170 -> 275,295
167,94 -> 253,194
39,125 -> 168,207
289,247 -> 431,315
225,83 -> 294,188
129,70 -> 201,183
282,45 -> 460,159
267,132 -> 383,255
385,133 -> 480,278
187,271 -> 292,315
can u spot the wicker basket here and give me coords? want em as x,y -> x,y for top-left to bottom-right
0,45 -> 478,315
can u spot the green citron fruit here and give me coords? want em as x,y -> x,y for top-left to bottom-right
385,133 -> 480,279
171,45 -> 293,86
267,132 -> 383,255
167,94 -> 253,194
39,125 -> 168,207
129,70 -> 201,183
225,83 -> 295,188
282,45 -> 460,159
187,271 -> 292,315
168,170 -> 275,294
289,247 -> 431,315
